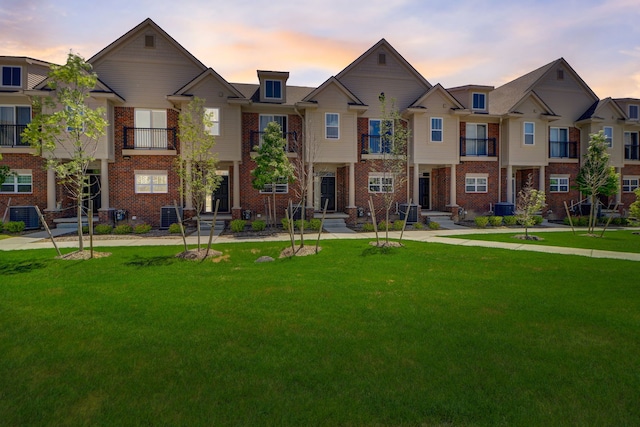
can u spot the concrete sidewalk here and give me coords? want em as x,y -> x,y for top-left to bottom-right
1,225 -> 639,262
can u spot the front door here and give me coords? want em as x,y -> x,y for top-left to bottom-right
212,175 -> 229,213
419,176 -> 430,209
83,174 -> 101,212
320,176 -> 336,211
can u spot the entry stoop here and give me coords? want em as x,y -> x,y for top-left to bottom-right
322,218 -> 356,234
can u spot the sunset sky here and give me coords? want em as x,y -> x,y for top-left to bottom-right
2,0 -> 639,98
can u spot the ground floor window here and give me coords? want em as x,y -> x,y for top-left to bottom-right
0,172 -> 32,193
135,171 -> 168,194
368,174 -> 394,193
622,176 -> 639,193
260,179 -> 289,194
549,175 -> 569,193
465,174 -> 487,193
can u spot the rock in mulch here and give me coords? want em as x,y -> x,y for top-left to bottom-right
279,246 -> 322,258
255,256 -> 275,263
175,248 -> 223,260
368,241 -> 404,248
512,234 -> 544,241
57,250 -> 112,260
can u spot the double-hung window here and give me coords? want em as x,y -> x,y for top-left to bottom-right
524,122 -> 535,145
550,127 -> 569,158
550,175 -> 569,192
368,119 -> 393,154
629,105 -> 639,120
134,109 -> 168,149
135,171 -> 168,194
622,176 -> 639,193
465,123 -> 488,156
259,114 -> 287,148
0,105 -> 31,147
265,80 -> 282,100
1,66 -> 21,87
205,108 -> 220,136
368,174 -> 394,193
472,93 -> 486,110
603,126 -> 613,148
0,172 -> 32,193
260,178 -> 289,194
431,117 -> 443,142
624,131 -> 639,161
325,113 -> 339,139
465,174 -> 488,193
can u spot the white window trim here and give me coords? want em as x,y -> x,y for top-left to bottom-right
603,126 -> 613,148
205,107 -> 220,136
134,171 -> 168,194
465,173 -> 488,193
368,173 -> 394,193
550,174 -> 570,193
259,181 -> 289,194
264,79 -> 283,100
471,92 -> 486,111
524,122 -> 535,145
430,117 -> 443,143
325,113 -> 339,140
0,170 -> 32,194
629,104 -> 639,120
1,65 -> 21,88
622,176 -> 639,193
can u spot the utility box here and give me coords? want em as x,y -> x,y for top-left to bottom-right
399,203 -> 418,223
494,203 -> 515,217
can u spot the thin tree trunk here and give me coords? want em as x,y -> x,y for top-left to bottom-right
600,202 -> 619,238
369,197 -> 379,246
564,201 -> 575,235
174,200 -> 188,253
35,205 -> 61,257
88,200 -> 94,259
77,202 -> 84,252
399,198 -> 412,243
315,198 -> 328,254
205,199 -> 220,258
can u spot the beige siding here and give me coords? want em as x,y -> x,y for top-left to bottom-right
503,98 -> 547,166
412,92 -> 459,164
535,69 -> 596,121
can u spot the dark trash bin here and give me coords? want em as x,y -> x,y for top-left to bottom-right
494,202 -> 514,216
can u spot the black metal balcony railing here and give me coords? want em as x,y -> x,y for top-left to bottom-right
0,124 -> 30,147
249,130 -> 297,152
361,134 -> 392,154
460,137 -> 497,157
549,140 -> 578,159
625,144 -> 640,161
123,127 -> 177,150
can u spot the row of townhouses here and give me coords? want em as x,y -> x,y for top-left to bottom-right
1,18 -> 639,228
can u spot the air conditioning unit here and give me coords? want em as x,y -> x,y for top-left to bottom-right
9,206 -> 40,230
160,206 -> 183,229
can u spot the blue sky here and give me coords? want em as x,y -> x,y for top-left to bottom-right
2,0 -> 639,97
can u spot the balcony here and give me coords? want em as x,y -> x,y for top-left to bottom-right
625,144 -> 640,161
0,124 -> 29,147
249,130 -> 297,152
361,134 -> 393,155
123,127 -> 177,150
460,137 -> 497,157
549,140 -> 578,159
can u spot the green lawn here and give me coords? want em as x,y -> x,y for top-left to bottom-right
0,234 -> 10,240
1,240 -> 638,426
449,229 -> 640,253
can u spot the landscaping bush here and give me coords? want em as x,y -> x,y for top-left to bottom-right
308,218 -> 322,231
168,223 -> 182,234
114,224 -> 133,235
82,225 -> 89,234
362,222 -> 375,232
474,216 -> 489,228
295,219 -> 310,231
251,220 -> 266,232
503,215 -> 517,226
0,221 -> 3,232
378,220 -> 390,231
489,216 -> 503,227
428,221 -> 440,230
134,224 -> 152,234
412,222 -> 423,230
4,221 -> 25,233
230,219 -> 246,233
533,215 -> 544,225
94,224 -> 113,235
281,218 -> 291,231
393,220 -> 405,231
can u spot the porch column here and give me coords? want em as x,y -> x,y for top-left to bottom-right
413,163 -> 419,207
538,165 -> 545,193
506,165 -> 513,204
449,164 -> 457,206
100,158 -> 109,210
616,168 -> 622,205
184,160 -> 193,209
47,166 -> 56,211
232,161 -> 241,209
348,162 -> 355,208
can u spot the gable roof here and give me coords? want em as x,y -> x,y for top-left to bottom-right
173,68 -> 246,99
230,83 -> 314,106
577,97 -> 627,122
302,76 -> 365,105
410,83 -> 464,110
88,18 -> 207,71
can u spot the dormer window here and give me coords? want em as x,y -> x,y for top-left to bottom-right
472,93 -> 486,111
378,53 -> 386,65
1,66 -> 21,87
629,104 -> 639,120
144,35 -> 155,48
265,80 -> 282,100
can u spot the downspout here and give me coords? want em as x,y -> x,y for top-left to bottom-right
498,116 -> 502,202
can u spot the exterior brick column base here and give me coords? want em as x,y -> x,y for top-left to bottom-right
447,204 -> 460,222
232,207 -> 243,220
345,207 -> 358,225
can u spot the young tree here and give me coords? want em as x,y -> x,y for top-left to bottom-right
22,53 -> 108,251
630,188 -> 640,226
175,97 -> 221,250
369,95 -> 410,245
251,121 -> 295,228
515,173 -> 546,239
0,154 -> 10,186
575,130 -> 619,234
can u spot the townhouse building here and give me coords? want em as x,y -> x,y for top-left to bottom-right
1,18 -> 639,228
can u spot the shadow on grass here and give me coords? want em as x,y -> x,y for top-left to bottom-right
0,260 -> 49,275
360,245 -> 400,257
124,255 -> 177,268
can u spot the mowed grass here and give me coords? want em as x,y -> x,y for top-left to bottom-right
450,229 -> 640,253
1,240 -> 639,426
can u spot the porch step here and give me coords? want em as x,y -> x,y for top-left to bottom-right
322,218 -> 356,234
53,216 -> 99,228
198,220 -> 226,231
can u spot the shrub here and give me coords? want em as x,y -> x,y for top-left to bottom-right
428,221 -> 440,230
393,220 -> 405,231
230,219 -> 246,233
503,215 -> 517,226
308,218 -> 322,231
362,222 -> 375,232
168,223 -> 182,234
4,221 -> 25,233
134,224 -> 152,234
533,215 -> 544,225
94,224 -> 113,235
412,221 -> 423,230
114,224 -> 133,235
378,220 -> 390,231
281,218 -> 291,231
82,225 -> 89,234
295,219 -> 310,231
0,221 -> 3,232
251,220 -> 266,231
489,216 -> 503,227
474,216 -> 489,228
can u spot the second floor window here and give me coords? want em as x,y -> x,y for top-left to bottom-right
1,66 -> 21,87
325,113 -> 339,139
0,105 -> 31,147
524,122 -> 535,145
134,109 -> 167,149
465,123 -> 488,156
629,105 -> 639,120
368,119 -> 393,154
265,80 -> 282,100
431,117 -> 443,142
603,126 -> 613,148
472,93 -> 486,110
550,127 -> 569,157
205,108 -> 220,136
